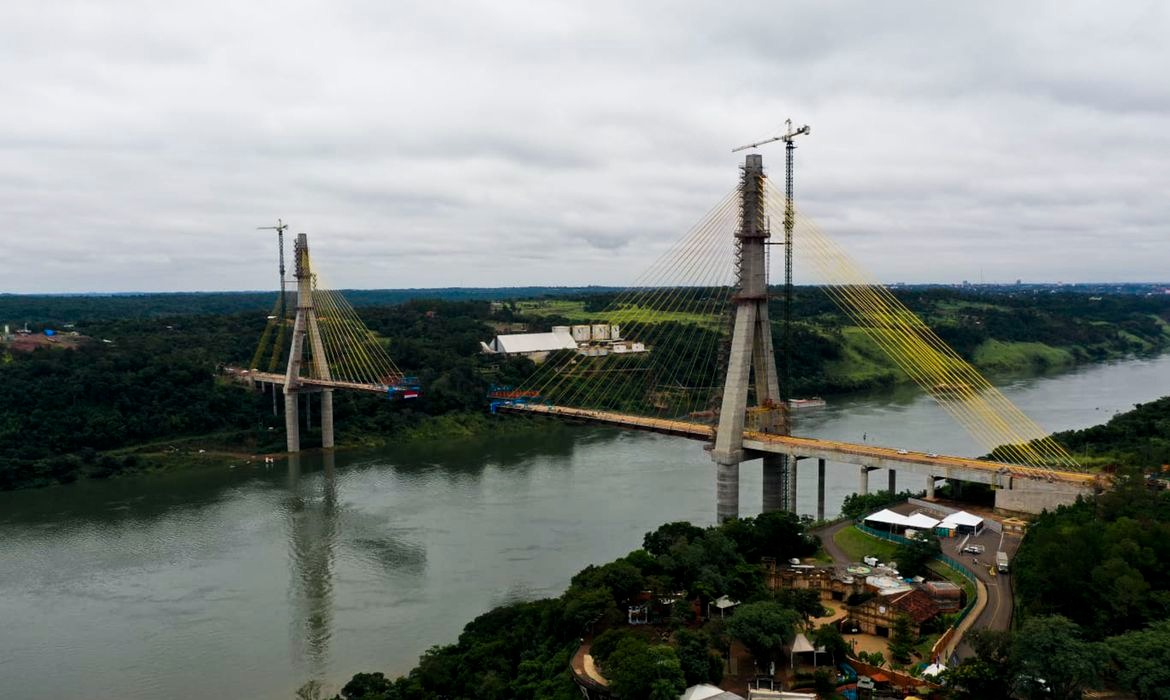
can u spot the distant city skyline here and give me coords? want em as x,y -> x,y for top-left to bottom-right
3,1 -> 1168,293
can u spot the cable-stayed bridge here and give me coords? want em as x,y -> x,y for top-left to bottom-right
496,153 -> 1098,518
230,233 -> 409,452
235,155 -> 1100,518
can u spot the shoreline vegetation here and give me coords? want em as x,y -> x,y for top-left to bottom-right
327,398 -> 1170,700
2,286 -> 1170,491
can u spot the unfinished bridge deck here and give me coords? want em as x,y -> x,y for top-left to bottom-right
500,403 -> 1098,488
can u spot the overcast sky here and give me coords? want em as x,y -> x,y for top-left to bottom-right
2,1 -> 1168,293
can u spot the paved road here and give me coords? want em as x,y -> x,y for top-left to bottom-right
949,527 -> 1019,659
894,502 -> 1018,661
811,505 -> 1017,663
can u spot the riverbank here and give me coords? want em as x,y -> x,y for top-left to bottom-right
5,353 -> 1170,700
820,333 -> 1169,395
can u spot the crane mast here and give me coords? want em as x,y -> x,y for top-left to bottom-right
258,219 -> 290,320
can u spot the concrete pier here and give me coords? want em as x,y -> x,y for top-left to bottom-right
321,390 -> 334,449
762,455 -> 784,513
284,390 -> 299,452
716,461 -> 739,523
859,465 -> 875,495
710,154 -> 786,522
926,474 -> 935,499
817,458 -> 826,522
787,454 -> 798,515
888,469 -> 896,494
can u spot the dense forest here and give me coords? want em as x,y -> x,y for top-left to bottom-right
940,398 -> 1170,700
0,299 -> 534,490
0,287 -> 616,325
2,286 -> 1169,491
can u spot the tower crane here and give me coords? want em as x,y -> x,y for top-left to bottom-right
258,219 -> 290,320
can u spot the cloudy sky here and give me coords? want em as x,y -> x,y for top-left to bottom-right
2,1 -> 1168,293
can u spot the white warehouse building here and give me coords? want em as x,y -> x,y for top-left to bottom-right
481,324 -> 647,363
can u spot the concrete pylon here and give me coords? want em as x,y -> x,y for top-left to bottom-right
712,154 -> 791,522
284,233 -> 335,452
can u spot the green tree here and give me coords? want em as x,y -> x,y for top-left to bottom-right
941,630 -> 1018,700
810,624 -> 849,665
725,601 -> 799,672
887,613 -> 916,665
778,588 -> 825,625
675,629 -> 723,686
606,638 -> 687,700
893,536 -> 940,578
1014,615 -> 1100,700
590,628 -> 635,665
1105,620 -> 1170,700
642,521 -> 705,557
338,672 -> 394,699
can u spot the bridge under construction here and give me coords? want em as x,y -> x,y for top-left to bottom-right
237,142 -> 1101,518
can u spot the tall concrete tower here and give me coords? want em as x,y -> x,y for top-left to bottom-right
711,154 -> 792,521
284,233 -> 334,452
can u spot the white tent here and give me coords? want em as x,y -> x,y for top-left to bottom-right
789,632 -> 827,669
709,595 -> 740,619
905,513 -> 940,529
940,510 -> 984,534
921,662 -> 946,678
680,684 -> 746,700
863,509 -> 910,530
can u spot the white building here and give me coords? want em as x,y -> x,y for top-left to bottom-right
482,323 -> 647,362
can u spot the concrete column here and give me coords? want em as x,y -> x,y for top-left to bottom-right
925,474 -> 935,500
787,454 -> 799,514
762,455 -> 784,513
888,469 -> 896,495
284,389 -> 300,453
321,390 -> 334,449
817,459 -> 826,522
717,461 -> 739,523
305,391 -> 312,430
858,465 -> 870,496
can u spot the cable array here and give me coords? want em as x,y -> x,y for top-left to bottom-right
768,181 -> 1080,471
309,262 -> 404,386
248,254 -> 404,387
516,189 -> 741,420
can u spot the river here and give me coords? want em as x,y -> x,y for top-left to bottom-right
1,353 -> 1168,699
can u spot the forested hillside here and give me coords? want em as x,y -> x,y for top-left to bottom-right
0,300 -> 534,490
2,286 -> 1168,491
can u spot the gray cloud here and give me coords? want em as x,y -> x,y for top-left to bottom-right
1,0 -> 1168,293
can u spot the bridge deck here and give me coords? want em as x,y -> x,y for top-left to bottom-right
229,369 -> 389,394
501,403 -> 1097,486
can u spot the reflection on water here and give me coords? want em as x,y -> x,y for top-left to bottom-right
1,354 -> 1169,700
285,453 -> 338,680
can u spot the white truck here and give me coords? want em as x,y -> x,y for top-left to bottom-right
996,551 -> 1010,573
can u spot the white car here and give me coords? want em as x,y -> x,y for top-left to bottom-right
962,544 -> 985,555
896,449 -> 909,455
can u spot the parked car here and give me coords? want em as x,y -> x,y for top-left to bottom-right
962,544 -> 985,554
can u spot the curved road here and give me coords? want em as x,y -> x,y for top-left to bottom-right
812,507 -> 1016,662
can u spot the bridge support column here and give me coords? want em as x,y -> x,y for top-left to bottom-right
858,465 -> 874,496
762,455 -> 785,513
787,454 -> 799,515
710,154 -> 786,522
888,469 -> 896,494
717,461 -> 739,523
817,459 -> 826,522
284,389 -> 300,453
321,389 -> 334,449
925,474 -> 935,500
